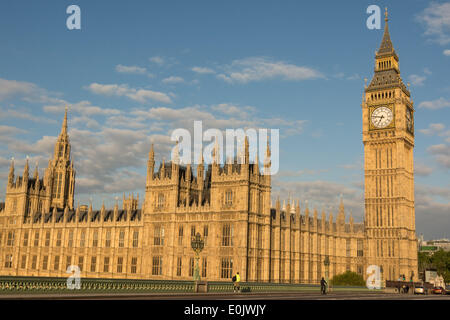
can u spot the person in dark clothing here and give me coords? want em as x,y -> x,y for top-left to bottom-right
320,277 -> 327,295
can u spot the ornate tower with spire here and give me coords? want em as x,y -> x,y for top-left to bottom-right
362,9 -> 417,281
44,107 -> 76,210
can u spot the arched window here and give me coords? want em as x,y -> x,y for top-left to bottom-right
225,190 -> 233,206
157,193 -> 165,208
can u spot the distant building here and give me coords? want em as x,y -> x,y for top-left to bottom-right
419,236 -> 450,254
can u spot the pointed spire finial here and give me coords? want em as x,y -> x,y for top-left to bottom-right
61,105 -> 68,136
149,143 -> 154,161
385,7 -> 388,22
34,160 -> 39,179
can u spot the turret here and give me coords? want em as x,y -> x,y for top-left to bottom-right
264,140 -> 271,175
33,161 -> 39,180
147,143 -> 155,184
23,158 -> 29,186
8,157 -> 14,186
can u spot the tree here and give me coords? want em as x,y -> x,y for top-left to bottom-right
330,271 -> 365,286
418,249 -> 450,283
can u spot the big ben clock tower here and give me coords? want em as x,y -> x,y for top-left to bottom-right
362,9 -> 418,282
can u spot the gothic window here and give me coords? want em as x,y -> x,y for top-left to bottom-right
68,230 -> 74,247
7,231 -> 14,246
66,256 -> 72,271
157,193 -> 165,208
203,225 -> 208,246
20,255 -> 27,269
92,230 -> 98,247
56,230 -> 62,247
130,257 -> 137,274
220,258 -> 233,279
58,145 -> 63,158
132,231 -> 139,248
202,257 -> 207,278
31,255 -> 37,270
190,226 -> 196,238
119,230 -> 125,247
176,257 -> 182,276
103,257 -> 110,273
152,256 -> 162,275
23,231 -> 29,247
178,226 -> 184,246
189,257 -> 194,277
42,256 -> 49,270
222,224 -> 233,247
54,255 -> 60,271
78,256 -> 84,271
117,257 -> 123,273
90,256 -> 97,272
4,255 -> 13,268
80,231 -> 86,247
357,239 -> 364,257
105,230 -> 111,247
34,231 -> 40,247
153,226 -> 164,246
225,190 -> 233,206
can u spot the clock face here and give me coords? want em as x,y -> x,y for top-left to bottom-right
371,106 -> 393,128
406,108 -> 413,133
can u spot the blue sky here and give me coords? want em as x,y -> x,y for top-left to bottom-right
0,1 -> 449,238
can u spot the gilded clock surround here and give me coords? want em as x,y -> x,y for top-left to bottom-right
369,105 -> 395,130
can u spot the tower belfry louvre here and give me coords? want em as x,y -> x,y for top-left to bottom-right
0,10 -> 417,284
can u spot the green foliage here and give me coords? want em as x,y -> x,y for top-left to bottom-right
418,249 -> 450,283
330,271 -> 365,286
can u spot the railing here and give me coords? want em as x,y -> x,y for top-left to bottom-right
0,276 -> 379,295
0,276 -> 194,294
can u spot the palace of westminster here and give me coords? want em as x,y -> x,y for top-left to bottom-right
0,14 -> 418,284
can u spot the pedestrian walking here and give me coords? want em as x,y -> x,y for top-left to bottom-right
232,272 -> 241,293
320,277 -> 327,295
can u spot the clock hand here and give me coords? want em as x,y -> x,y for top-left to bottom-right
378,115 -> 384,125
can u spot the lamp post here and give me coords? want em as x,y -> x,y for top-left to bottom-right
324,256 -> 330,293
191,232 -> 204,281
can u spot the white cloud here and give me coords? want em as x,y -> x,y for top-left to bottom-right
0,78 -> 38,101
427,144 -> 450,169
419,123 -> 446,135
149,56 -> 164,65
162,76 -> 185,84
216,57 -> 324,84
211,103 -> 256,117
191,66 -> 216,74
408,74 -> 427,86
44,100 -> 121,116
271,179 -> 364,221
416,2 -> 450,45
115,64 -> 147,74
0,107 -> 56,124
414,162 -> 433,176
444,49 -> 450,56
418,97 -> 450,110
415,184 -> 450,239
86,83 -> 172,104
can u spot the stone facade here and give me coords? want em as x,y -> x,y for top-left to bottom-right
0,14 -> 418,283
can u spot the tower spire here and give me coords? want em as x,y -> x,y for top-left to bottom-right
61,105 -> 68,137
377,7 -> 395,56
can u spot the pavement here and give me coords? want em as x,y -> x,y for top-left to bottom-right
1,291 -> 450,300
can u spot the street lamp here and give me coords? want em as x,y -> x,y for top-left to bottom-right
324,256 -> 330,292
191,232 -> 204,281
